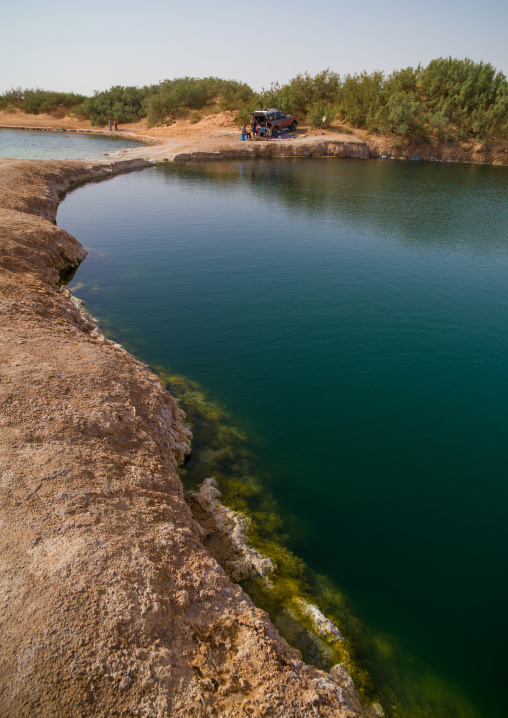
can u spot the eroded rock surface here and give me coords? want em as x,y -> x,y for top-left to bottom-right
185,478 -> 275,582
294,599 -> 343,643
0,159 -> 365,717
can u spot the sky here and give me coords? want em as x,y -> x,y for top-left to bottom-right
1,0 -> 507,94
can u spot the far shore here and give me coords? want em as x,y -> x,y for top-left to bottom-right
1,109 -> 507,165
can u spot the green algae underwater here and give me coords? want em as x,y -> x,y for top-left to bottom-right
157,367 -> 477,718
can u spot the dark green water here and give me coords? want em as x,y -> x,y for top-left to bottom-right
58,159 -> 508,717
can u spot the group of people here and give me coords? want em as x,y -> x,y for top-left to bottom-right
241,117 -> 272,140
108,120 -> 118,131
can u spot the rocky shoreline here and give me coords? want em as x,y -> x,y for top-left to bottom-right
2,111 -> 507,165
0,158 -> 370,717
159,138 -> 508,165
113,134 -> 508,165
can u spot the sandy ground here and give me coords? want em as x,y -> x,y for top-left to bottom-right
0,107 -> 359,142
0,108 -> 366,161
2,108 -> 507,165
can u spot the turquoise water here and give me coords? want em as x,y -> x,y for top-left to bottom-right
0,127 -> 143,159
58,159 -> 508,717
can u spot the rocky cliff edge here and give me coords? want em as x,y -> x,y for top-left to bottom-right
0,158 -> 365,718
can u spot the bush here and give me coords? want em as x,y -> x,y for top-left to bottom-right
277,73 -> 314,116
308,102 -> 335,128
144,77 -> 254,126
337,71 -> 384,129
235,109 -> 253,129
2,60 -> 507,142
0,87 -> 24,110
218,80 -> 253,111
22,89 -> 86,115
376,91 -> 422,137
427,111 -> 454,141
0,87 -> 86,115
81,85 -> 146,126
420,57 -> 508,139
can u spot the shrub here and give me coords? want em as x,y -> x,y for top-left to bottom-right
337,71 -> 384,129
217,80 -> 253,111
419,57 -> 508,139
2,60 -> 507,142
82,85 -> 147,126
254,83 -> 283,113
254,70 -> 340,122
0,88 -> 86,115
427,111 -> 454,141
307,102 -> 335,128
376,91 -> 422,137
235,109 -> 253,129
0,87 -> 24,110
144,77 -> 254,127
278,73 -> 314,116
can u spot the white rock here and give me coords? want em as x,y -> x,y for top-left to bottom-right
293,598 -> 343,641
186,478 -> 274,581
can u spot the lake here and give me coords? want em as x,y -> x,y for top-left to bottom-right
58,158 -> 508,718
0,127 -> 144,159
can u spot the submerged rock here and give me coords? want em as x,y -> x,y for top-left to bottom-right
366,703 -> 386,718
294,598 -> 344,642
185,477 -> 275,581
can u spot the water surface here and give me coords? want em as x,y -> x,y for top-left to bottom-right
58,158 -> 508,717
0,127 -> 143,159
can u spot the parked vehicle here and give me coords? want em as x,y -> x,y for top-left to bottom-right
250,109 -> 298,137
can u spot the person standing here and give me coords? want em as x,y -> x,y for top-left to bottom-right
266,121 -> 272,140
114,120 -> 118,131
108,121 -> 112,131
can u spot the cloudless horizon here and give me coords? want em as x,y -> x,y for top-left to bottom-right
1,0 -> 507,95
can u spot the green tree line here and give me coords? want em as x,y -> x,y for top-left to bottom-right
1,58 -> 507,141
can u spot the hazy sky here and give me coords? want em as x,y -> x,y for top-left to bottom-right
1,0 -> 507,94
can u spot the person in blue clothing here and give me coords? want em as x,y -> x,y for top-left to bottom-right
241,124 -> 252,140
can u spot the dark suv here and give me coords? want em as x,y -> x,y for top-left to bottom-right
250,109 -> 298,137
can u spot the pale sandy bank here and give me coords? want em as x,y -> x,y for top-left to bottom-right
2,108 -> 507,164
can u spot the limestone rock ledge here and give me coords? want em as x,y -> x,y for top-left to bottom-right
185,478 -> 275,582
0,159 -> 366,717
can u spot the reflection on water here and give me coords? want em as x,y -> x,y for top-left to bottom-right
58,158 -> 508,718
171,158 -> 508,253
